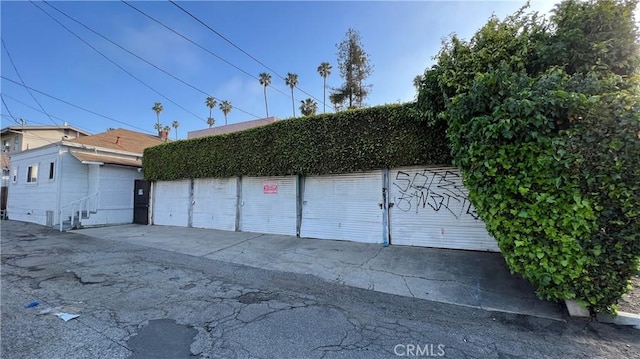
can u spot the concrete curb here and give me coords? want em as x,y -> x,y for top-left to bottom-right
597,311 -> 640,329
565,300 -> 640,329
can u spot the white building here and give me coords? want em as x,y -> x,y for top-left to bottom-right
6,128 -> 166,229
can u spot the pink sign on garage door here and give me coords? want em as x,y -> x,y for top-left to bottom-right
263,182 -> 278,194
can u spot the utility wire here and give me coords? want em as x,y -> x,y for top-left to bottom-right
1,95 -> 21,125
168,0 -> 326,107
1,39 -> 60,127
0,113 -> 82,148
121,0 -> 289,99
2,76 -> 155,134
29,1 -> 204,123
3,92 -> 94,130
44,1 -> 259,119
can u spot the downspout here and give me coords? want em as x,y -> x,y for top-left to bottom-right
188,178 -> 194,228
149,181 -> 155,225
235,176 -> 242,232
295,174 -> 304,237
382,169 -> 390,247
56,144 -> 63,231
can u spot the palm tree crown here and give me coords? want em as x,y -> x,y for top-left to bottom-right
285,72 -> 299,117
299,98 -> 318,116
317,62 -> 332,113
259,72 -> 272,117
171,120 -> 179,140
219,100 -> 233,126
205,96 -> 217,119
152,102 -> 163,129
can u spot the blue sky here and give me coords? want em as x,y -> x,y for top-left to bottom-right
1,1 -> 559,139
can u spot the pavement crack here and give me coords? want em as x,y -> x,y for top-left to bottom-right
403,277 -> 416,298
201,234 -> 265,256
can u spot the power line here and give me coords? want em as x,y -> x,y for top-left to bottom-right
2,94 -> 68,124
29,0 -> 204,124
2,76 -> 155,134
1,39 -> 60,128
121,0 -> 289,99
168,1 -> 326,108
44,1 -> 260,120
1,95 -> 21,125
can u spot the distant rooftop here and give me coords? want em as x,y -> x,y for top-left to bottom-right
1,124 -> 91,136
188,117 -> 279,139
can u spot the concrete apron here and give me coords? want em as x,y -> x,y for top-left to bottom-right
75,224 -> 564,321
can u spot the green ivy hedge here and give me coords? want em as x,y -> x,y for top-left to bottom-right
418,0 -> 640,314
142,104 -> 452,181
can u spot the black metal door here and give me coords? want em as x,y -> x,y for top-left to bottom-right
133,180 -> 150,225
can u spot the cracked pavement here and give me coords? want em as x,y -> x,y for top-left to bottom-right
1,220 -> 639,359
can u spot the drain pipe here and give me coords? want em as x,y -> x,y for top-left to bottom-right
382,169 -> 390,247
56,144 -> 63,231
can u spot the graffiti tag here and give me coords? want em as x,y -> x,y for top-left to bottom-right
392,169 -> 479,220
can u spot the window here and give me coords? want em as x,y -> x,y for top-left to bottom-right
13,137 -> 19,151
11,167 -> 17,184
49,162 -> 55,180
26,164 -> 38,183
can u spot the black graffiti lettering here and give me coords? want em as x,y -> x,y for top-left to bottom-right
392,169 -> 479,220
393,171 -> 412,193
395,192 -> 413,212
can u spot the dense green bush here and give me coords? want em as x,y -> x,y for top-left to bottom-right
418,0 -> 639,313
143,104 -> 451,181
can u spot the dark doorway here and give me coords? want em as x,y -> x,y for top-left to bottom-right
133,180 -> 150,225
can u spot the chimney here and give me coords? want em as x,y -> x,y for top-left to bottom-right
160,130 -> 168,142
115,136 -> 121,145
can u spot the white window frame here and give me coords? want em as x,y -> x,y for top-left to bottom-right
26,164 -> 38,184
11,166 -> 18,184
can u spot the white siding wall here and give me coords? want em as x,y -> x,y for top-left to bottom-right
389,166 -> 500,252
58,148 -> 90,216
82,165 -> 143,226
300,171 -> 383,243
240,176 -> 296,236
153,180 -> 190,226
6,145 -> 60,225
192,178 -> 237,231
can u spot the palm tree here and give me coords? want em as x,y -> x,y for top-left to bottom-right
172,120 -> 179,140
317,62 -> 332,113
152,102 -> 163,130
299,98 -> 318,116
205,96 -> 217,120
259,72 -> 271,117
219,100 -> 233,125
285,72 -> 298,117
413,75 -> 423,92
153,122 -> 163,132
207,117 -> 215,128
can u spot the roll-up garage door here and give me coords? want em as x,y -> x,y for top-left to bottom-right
389,166 -> 499,251
153,180 -> 190,227
192,178 -> 237,231
240,176 -> 296,236
300,171 -> 382,243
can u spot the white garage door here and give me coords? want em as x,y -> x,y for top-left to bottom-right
389,166 -> 499,251
192,178 -> 237,231
240,176 -> 296,236
153,180 -> 190,227
300,171 -> 382,243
